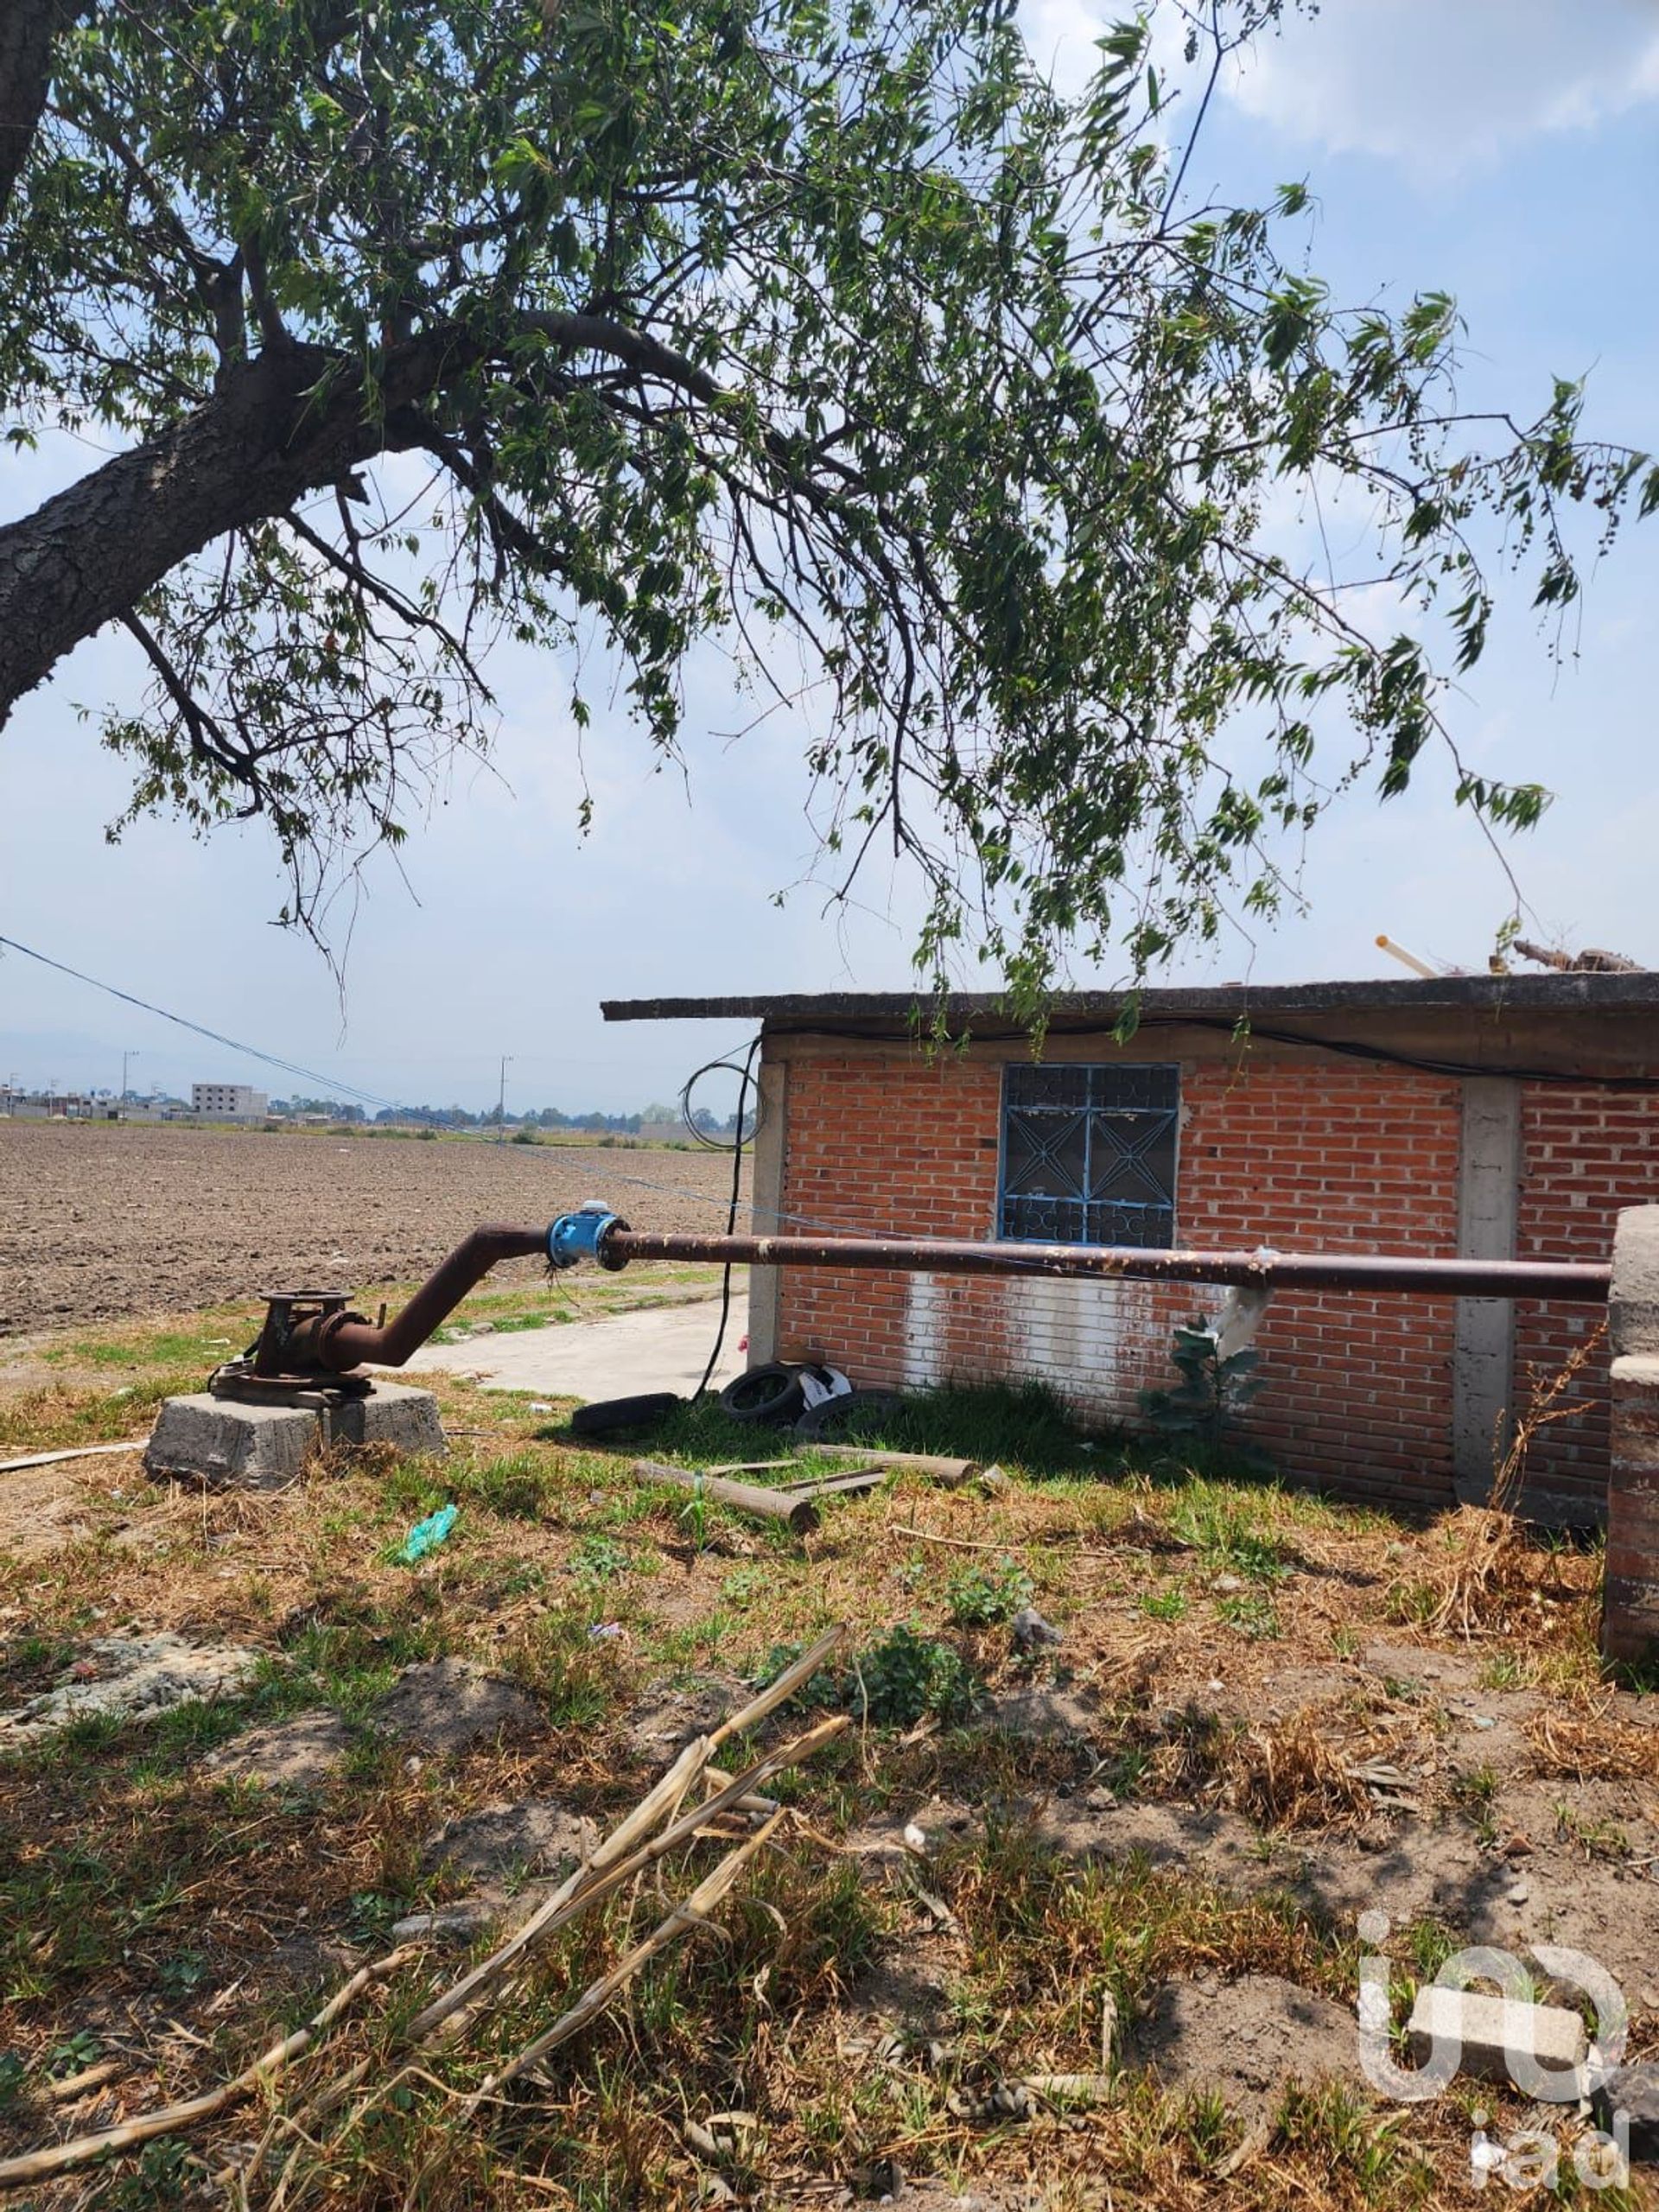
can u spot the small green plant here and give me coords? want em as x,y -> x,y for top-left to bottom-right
156,1950 -> 209,1997
1382,1577 -> 1440,1627
1452,1766 -> 1499,1846
756,1630 -> 976,1727
1171,1485 -> 1287,1582
452,1451 -> 545,1519
944,1557 -> 1033,1628
347,1891 -> 399,1944
0,2051 -> 26,2111
849,1624 -> 979,1727
1140,1320 -> 1262,1446
1554,1801 -> 1630,1861
91,2135 -> 194,2207
1405,1916 -> 1459,1984
569,1533 -> 632,1584
47,2031 -> 101,2076
1216,1589 -> 1280,1639
678,1481 -> 710,1554
1140,1583 -> 1187,1624
504,1610 -> 621,1726
719,1566 -> 770,1607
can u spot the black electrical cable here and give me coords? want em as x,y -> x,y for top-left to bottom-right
679,1052 -> 769,1147
0,932 -> 404,1113
762,1014 -> 1659,1093
690,1035 -> 760,1401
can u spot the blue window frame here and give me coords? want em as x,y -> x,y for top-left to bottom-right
998,1064 -> 1179,1248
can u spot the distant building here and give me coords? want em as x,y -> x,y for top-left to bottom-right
192,1083 -> 269,1120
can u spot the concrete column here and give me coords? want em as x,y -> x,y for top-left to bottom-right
1605,1206 -> 1659,1662
1452,1077 -> 1522,1502
745,1052 -> 788,1364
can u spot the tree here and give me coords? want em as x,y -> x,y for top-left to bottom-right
0,0 -> 1651,1008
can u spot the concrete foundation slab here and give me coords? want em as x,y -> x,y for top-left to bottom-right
144,1380 -> 445,1488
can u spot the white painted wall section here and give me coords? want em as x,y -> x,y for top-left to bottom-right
903,1270 -> 1160,1420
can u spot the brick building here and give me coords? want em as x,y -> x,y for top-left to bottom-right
606,976 -> 1659,1522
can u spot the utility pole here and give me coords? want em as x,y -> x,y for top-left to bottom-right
121,1049 -> 139,1109
497,1054 -> 513,1141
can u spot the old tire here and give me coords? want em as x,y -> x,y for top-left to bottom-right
718,1363 -> 808,1427
569,1390 -> 682,1437
792,1388 -> 907,1443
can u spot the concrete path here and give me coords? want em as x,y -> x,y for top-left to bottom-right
390,1298 -> 744,1402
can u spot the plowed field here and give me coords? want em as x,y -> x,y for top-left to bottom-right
0,1122 -> 743,1332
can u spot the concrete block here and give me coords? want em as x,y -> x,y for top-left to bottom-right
1607,1349 -> 1659,1661
333,1380 -> 448,1459
1407,1984 -> 1586,2089
1611,1209 -> 1659,1360
144,1395 -> 321,1490
144,1382 -> 446,1489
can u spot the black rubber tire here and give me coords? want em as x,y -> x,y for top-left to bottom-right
568,1390 -> 682,1437
718,1363 -> 808,1427
791,1387 -> 907,1443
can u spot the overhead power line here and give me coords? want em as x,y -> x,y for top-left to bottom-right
0,933 -> 402,1113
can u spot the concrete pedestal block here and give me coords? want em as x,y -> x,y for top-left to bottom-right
1606,1208 -> 1659,1662
332,1381 -> 448,1459
144,1381 -> 446,1489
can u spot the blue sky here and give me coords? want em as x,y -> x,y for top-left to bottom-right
2,0 -> 1656,1115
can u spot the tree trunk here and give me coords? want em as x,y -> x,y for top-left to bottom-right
0,0 -> 86,223
0,342 -> 437,724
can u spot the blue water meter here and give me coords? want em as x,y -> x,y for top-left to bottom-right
547,1202 -> 626,1270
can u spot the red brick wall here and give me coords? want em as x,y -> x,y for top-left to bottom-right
779,1055 -> 1001,1382
1514,1087 -> 1659,1510
773,1046 -> 1468,1510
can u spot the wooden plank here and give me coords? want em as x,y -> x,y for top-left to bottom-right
632,1460 -> 820,1534
807,1445 -> 980,1486
0,1440 -> 149,1477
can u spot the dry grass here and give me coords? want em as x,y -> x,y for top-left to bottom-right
1427,1328 -> 1605,1643
1219,1707 -> 1378,1834
1525,1705 -> 1659,1782
0,1305 -> 1652,2209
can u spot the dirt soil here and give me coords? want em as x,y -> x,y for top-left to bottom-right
0,1120 -> 745,1333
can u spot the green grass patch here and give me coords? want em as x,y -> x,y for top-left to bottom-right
1170,1481 -> 1291,1582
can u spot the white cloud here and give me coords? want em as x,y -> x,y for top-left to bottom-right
1224,0 -> 1659,174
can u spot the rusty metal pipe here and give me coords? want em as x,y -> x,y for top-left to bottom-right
283,1216 -> 1612,1384
302,1224 -> 550,1372
602,1229 -> 1611,1304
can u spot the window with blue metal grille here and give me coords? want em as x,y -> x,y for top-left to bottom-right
998,1064 -> 1179,1248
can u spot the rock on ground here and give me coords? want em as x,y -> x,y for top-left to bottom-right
0,1633 -> 261,1740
